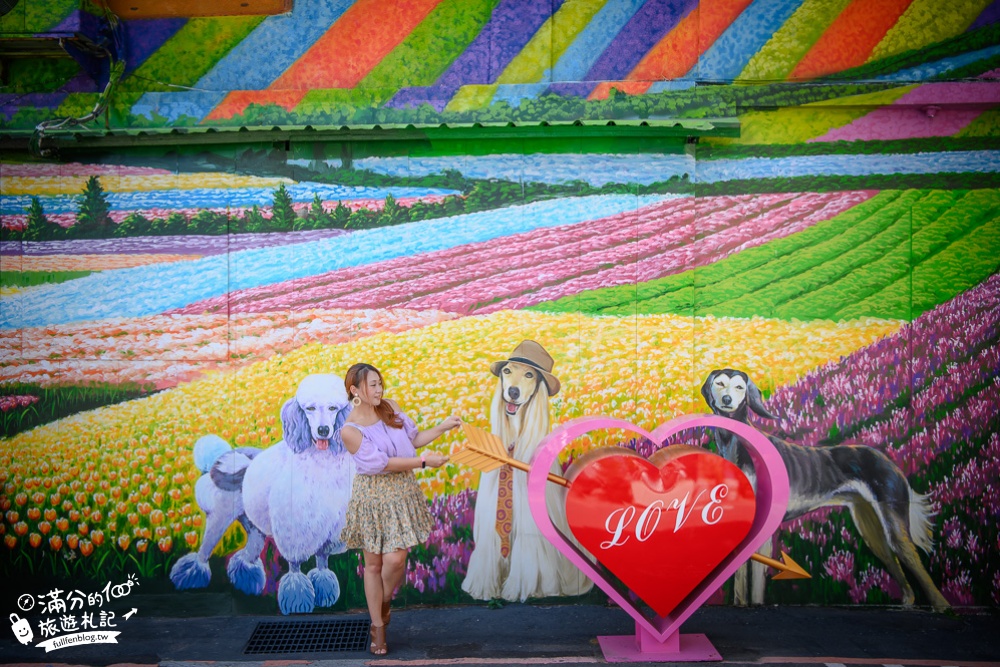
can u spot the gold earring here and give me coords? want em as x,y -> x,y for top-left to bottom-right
351,396 -> 361,407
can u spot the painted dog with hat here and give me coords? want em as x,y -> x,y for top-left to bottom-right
461,340 -> 592,601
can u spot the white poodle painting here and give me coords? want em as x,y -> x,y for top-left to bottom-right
170,374 -> 355,615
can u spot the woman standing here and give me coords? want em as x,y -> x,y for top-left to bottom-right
339,362 -> 460,655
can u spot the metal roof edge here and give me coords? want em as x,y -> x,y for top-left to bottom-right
0,118 -> 740,150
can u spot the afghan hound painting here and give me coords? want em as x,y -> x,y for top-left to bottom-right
702,368 -> 949,610
170,374 -> 355,614
462,340 -> 592,602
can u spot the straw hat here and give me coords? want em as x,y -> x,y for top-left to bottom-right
490,340 -> 561,395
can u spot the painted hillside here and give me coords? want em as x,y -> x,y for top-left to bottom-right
2,0 -> 1000,128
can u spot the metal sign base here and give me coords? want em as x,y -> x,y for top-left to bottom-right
598,624 -> 722,662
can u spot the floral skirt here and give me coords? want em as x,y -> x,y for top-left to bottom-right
343,471 -> 433,554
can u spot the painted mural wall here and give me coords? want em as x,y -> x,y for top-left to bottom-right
1,0 -> 999,618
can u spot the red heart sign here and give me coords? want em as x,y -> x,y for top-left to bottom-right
529,415 -> 789,645
565,445 -> 755,618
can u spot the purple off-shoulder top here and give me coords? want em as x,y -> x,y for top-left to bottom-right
339,411 -> 419,475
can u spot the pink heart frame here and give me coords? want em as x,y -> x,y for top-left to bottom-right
527,414 -> 789,658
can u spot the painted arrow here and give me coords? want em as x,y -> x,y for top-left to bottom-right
454,423 -> 811,579
453,423 -> 569,487
750,551 -> 811,579
123,608 -> 138,620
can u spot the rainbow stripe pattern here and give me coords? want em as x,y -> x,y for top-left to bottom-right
2,0 -> 999,126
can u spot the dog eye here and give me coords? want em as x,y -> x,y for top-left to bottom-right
525,371 -> 534,378
305,406 -> 315,411
502,367 -> 511,374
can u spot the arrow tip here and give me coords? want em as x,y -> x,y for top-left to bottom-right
771,551 -> 811,580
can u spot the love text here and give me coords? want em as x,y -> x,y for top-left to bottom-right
600,484 -> 730,549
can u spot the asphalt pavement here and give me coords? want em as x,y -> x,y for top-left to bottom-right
1,603 -> 998,667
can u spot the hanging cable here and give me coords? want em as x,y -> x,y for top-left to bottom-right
30,3 -> 126,157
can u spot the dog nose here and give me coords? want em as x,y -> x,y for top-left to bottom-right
317,425 -> 330,437
721,395 -> 731,406
507,387 -> 519,400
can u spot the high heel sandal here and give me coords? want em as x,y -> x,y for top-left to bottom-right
381,599 -> 391,626
369,624 -> 387,656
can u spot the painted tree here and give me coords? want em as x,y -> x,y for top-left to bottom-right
188,209 -> 228,235
271,184 -> 296,231
74,175 -> 112,237
379,193 -> 407,225
332,201 -> 351,228
23,196 -> 56,241
112,212 -> 150,238
298,193 -> 330,231
241,205 -> 267,234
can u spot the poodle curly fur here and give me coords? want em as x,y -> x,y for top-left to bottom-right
170,374 -> 354,614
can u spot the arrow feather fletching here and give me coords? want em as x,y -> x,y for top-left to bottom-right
452,424 -> 510,472
453,424 -> 570,487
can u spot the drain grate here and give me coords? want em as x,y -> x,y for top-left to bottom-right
244,618 -> 371,654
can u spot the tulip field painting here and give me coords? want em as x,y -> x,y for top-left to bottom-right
1,120 -> 999,616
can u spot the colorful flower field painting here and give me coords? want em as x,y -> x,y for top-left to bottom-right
2,127 -> 998,615
1,0 -> 999,618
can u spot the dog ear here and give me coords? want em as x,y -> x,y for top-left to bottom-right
330,403 -> 351,453
518,378 -> 551,451
281,398 -> 312,453
700,371 -> 719,411
746,379 -> 777,420
489,378 -> 509,444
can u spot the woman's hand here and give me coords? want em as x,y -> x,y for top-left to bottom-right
413,414 -> 464,448
423,452 -> 450,469
439,415 -> 463,432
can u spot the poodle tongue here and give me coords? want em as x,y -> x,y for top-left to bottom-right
315,438 -> 330,450
505,401 -> 519,415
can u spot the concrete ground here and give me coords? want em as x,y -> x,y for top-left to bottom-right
1,603 -> 998,667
